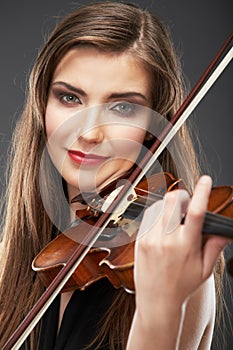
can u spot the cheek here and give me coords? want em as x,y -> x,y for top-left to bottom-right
110,125 -> 146,142
45,105 -> 59,139
44,105 -> 74,172
131,128 -> 147,144
45,104 -> 77,149
110,126 -> 146,159
45,100 -> 73,138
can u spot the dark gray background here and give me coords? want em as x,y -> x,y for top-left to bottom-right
0,0 -> 232,348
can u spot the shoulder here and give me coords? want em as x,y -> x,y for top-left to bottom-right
180,274 -> 216,349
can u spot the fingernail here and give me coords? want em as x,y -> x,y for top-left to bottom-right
199,175 -> 212,184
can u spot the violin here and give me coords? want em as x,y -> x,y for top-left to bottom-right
3,33 -> 233,350
32,172 -> 233,294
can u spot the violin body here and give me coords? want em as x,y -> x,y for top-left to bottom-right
33,225 -> 136,293
32,172 -> 233,293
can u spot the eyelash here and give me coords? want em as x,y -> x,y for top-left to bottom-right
52,89 -> 139,116
53,90 -> 81,105
109,102 -> 138,117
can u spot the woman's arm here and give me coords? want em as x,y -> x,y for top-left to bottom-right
127,176 -> 229,350
179,275 -> 215,349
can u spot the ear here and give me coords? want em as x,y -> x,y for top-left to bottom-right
144,132 -> 154,141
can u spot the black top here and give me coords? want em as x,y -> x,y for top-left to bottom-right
22,279 -> 116,349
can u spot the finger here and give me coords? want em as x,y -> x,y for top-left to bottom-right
163,189 -> 190,234
137,199 -> 165,239
184,175 -> 212,247
160,189 -> 190,235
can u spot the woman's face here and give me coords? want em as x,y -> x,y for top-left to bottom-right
45,47 -> 153,199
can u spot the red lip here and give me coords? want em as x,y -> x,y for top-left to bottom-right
68,150 -> 109,165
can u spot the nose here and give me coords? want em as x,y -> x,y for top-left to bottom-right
78,126 -> 104,145
77,106 -> 105,144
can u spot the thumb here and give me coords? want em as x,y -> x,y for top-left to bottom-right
202,236 -> 231,279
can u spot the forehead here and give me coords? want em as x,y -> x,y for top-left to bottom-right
52,47 -> 152,96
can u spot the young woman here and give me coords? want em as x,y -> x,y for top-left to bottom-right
0,2 -> 230,349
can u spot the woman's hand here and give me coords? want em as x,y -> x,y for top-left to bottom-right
127,176 -> 230,350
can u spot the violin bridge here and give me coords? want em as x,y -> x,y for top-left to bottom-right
100,185 -> 137,223
84,184 -> 137,223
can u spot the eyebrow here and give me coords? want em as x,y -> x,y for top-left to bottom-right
51,81 -> 148,101
51,81 -> 87,96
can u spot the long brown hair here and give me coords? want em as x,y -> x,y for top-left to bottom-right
0,2 -> 223,349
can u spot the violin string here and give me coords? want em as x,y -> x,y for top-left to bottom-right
134,188 -> 164,200
129,197 -> 233,224
120,191 -> 164,211
118,193 -> 233,234
203,212 -> 233,237
122,199 -> 233,237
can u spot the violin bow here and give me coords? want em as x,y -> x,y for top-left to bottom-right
3,33 -> 232,350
